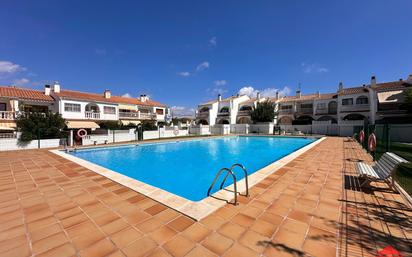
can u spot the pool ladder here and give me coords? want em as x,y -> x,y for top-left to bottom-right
207,163 -> 249,205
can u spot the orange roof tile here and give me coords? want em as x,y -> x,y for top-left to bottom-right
54,90 -> 166,107
0,86 -> 54,102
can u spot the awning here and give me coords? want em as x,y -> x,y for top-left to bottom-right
0,122 -> 16,131
118,104 -> 137,111
66,121 -> 100,129
120,120 -> 141,125
377,90 -> 405,103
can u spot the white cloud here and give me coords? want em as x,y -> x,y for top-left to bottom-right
95,48 -> 107,56
12,78 -> 30,86
121,93 -> 133,98
302,62 -> 329,74
209,36 -> 217,46
170,106 -> 196,117
214,80 -> 227,86
238,86 -> 291,98
0,61 -> 25,74
196,61 -> 210,71
177,71 -> 191,77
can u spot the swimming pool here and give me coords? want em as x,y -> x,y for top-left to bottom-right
69,136 -> 316,201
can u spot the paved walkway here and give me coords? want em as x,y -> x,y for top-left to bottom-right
0,137 -> 410,257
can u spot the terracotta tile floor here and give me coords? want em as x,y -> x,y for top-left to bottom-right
0,137 -> 411,257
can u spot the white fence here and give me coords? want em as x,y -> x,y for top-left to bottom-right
82,129 -> 137,145
143,128 -> 189,140
230,124 -> 249,134
211,124 -> 231,135
249,123 -> 274,134
189,125 -> 211,135
0,138 -> 62,151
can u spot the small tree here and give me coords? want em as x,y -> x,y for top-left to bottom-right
141,120 -> 157,131
16,112 -> 67,142
250,100 -> 275,123
98,121 -> 122,130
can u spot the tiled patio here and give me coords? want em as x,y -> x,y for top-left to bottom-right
0,137 -> 411,257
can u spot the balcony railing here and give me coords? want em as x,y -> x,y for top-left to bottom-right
139,112 -> 157,120
119,111 -> 140,118
217,111 -> 230,116
0,111 -> 16,120
315,109 -> 337,115
197,111 -> 209,118
279,109 -> 293,114
237,110 -> 251,116
296,107 -> 313,114
340,104 -> 370,113
85,111 -> 100,119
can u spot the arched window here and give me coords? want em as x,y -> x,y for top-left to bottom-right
220,106 -> 229,113
356,96 -> 368,105
199,107 -> 209,113
239,105 -> 252,111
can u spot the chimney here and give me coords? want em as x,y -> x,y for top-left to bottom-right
370,75 -> 377,87
338,82 -> 343,92
296,90 -> 301,98
317,91 -> 320,97
52,82 -> 60,93
218,94 -> 222,101
275,91 -> 279,100
104,89 -> 111,99
139,94 -> 148,102
257,92 -> 261,100
44,85 -> 51,95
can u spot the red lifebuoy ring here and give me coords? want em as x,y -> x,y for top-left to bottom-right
173,129 -> 179,136
77,129 -> 87,138
359,130 -> 365,143
368,133 -> 376,152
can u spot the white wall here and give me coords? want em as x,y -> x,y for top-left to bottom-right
58,99 -> 118,120
250,123 -> 274,134
0,138 -> 61,151
143,129 -> 189,140
189,125 -> 211,135
211,124 -> 230,135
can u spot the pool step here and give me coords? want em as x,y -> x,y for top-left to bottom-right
207,163 -> 249,205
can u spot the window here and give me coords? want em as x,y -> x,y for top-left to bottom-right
0,103 -> 6,111
342,98 -> 353,105
64,103 -> 81,112
356,96 -> 369,105
156,108 -> 164,115
317,103 -> 326,110
280,105 -> 292,110
300,103 -> 313,109
103,106 -> 116,114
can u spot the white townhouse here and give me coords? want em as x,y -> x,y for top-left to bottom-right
196,94 -> 250,125
236,92 -> 267,124
47,83 -> 168,129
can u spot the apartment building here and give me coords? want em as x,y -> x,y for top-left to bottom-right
196,75 -> 412,126
196,94 -> 250,125
0,83 -> 168,132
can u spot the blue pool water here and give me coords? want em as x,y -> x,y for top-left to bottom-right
70,136 -> 316,201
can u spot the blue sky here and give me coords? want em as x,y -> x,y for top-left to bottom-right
1,0 -> 412,116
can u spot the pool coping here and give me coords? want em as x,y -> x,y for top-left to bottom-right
50,136 -> 325,220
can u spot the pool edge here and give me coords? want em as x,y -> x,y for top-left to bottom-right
50,136 -> 326,220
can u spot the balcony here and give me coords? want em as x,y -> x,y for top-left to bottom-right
279,109 -> 293,115
217,111 -> 230,117
315,109 -> 337,115
197,111 -> 209,118
237,110 -> 251,116
85,111 -> 100,119
139,112 -> 157,120
340,104 -> 370,113
0,111 -> 16,120
296,107 -> 313,115
119,111 -> 140,119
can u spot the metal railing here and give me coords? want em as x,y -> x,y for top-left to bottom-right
296,107 -> 313,114
207,163 -> 250,205
237,110 -> 251,116
119,111 -> 140,118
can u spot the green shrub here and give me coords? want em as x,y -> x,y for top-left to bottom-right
16,112 -> 67,142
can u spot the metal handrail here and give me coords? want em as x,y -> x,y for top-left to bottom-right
207,168 -> 237,205
220,163 -> 249,197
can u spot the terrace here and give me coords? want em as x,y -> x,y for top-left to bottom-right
0,137 -> 410,257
